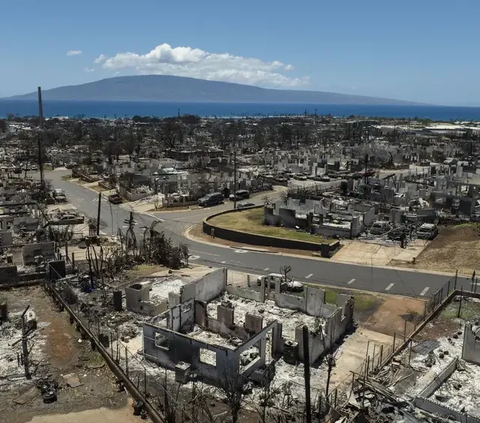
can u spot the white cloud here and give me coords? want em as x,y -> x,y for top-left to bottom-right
66,50 -> 82,56
84,67 -> 95,73
95,43 -> 309,88
94,54 -> 107,64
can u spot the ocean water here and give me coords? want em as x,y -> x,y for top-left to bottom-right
1,100 -> 480,121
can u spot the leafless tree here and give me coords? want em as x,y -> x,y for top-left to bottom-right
218,371 -> 245,423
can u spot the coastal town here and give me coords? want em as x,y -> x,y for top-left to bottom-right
0,104 -> 479,423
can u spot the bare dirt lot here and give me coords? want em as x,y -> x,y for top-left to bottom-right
396,224 -> 480,275
0,287 -> 137,423
362,296 -> 426,337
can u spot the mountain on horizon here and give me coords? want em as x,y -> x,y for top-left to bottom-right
5,75 -> 421,105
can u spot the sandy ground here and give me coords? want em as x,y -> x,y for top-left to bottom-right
362,296 -> 426,337
395,224 -> 480,275
27,399 -> 145,423
332,239 -> 428,267
329,328 -> 393,388
1,287 -> 133,423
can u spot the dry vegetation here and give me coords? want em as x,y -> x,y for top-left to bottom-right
398,223 -> 480,274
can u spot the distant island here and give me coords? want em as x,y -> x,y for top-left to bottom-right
5,75 -> 420,105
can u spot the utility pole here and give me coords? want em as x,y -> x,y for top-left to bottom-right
96,191 -> 102,237
303,326 -> 312,423
37,87 -> 44,191
325,354 -> 335,398
233,142 -> 237,210
21,306 -> 31,380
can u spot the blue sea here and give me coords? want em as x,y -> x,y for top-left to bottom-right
2,100 -> 480,121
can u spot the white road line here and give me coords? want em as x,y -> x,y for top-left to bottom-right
385,283 -> 394,291
264,267 -> 270,271
347,278 -> 356,285
190,250 -> 220,257
306,274 -> 313,279
420,287 -> 430,296
221,261 -> 226,264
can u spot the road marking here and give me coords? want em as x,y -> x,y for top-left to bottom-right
191,250 -> 220,257
233,249 -> 249,254
221,261 -> 226,264
188,255 -> 200,261
264,267 -> 270,271
347,278 -> 356,285
420,287 -> 430,296
385,283 -> 394,291
306,273 -> 313,279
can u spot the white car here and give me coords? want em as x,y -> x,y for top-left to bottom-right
256,273 -> 304,292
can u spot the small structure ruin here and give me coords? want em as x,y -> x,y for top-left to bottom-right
141,267 -> 354,387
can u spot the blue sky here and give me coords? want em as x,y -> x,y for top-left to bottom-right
1,0 -> 479,105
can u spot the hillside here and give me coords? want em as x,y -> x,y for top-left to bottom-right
6,75 -> 419,105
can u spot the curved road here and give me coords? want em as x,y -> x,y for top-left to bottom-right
47,170 -> 467,298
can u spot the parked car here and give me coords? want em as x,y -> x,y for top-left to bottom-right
388,227 -> 405,241
108,193 -> 123,204
370,221 -> 390,235
236,202 -> 255,209
198,192 -> 224,207
417,223 -> 439,240
229,190 -> 250,201
52,188 -> 67,202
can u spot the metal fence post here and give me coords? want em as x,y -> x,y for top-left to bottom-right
125,346 -> 129,377
144,369 -> 147,396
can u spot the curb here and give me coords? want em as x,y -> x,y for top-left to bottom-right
183,225 -> 464,279
228,245 -> 279,254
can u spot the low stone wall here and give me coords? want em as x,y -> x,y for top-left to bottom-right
203,207 -> 323,252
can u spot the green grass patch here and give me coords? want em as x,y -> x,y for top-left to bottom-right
440,301 -> 480,321
303,282 -> 383,322
210,208 -> 327,243
325,290 -> 338,304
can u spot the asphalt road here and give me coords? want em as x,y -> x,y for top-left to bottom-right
46,170 -> 470,298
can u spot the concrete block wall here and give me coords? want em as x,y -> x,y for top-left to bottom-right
462,323 -> 480,365
125,282 -> 168,317
418,357 -> 458,398
0,265 -> 18,285
225,285 -> 265,302
414,396 -> 480,423
295,325 -> 326,365
23,241 -> 55,265
274,285 -> 333,318
165,299 -> 195,332
143,323 -> 237,383
181,268 -> 226,303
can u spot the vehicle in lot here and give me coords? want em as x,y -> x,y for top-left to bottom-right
388,227 -> 405,241
370,221 -> 390,235
108,193 -> 123,204
198,192 -> 224,207
229,189 -> 250,201
236,202 -> 255,209
417,223 -> 439,240
256,273 -> 304,293
52,188 -> 67,202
